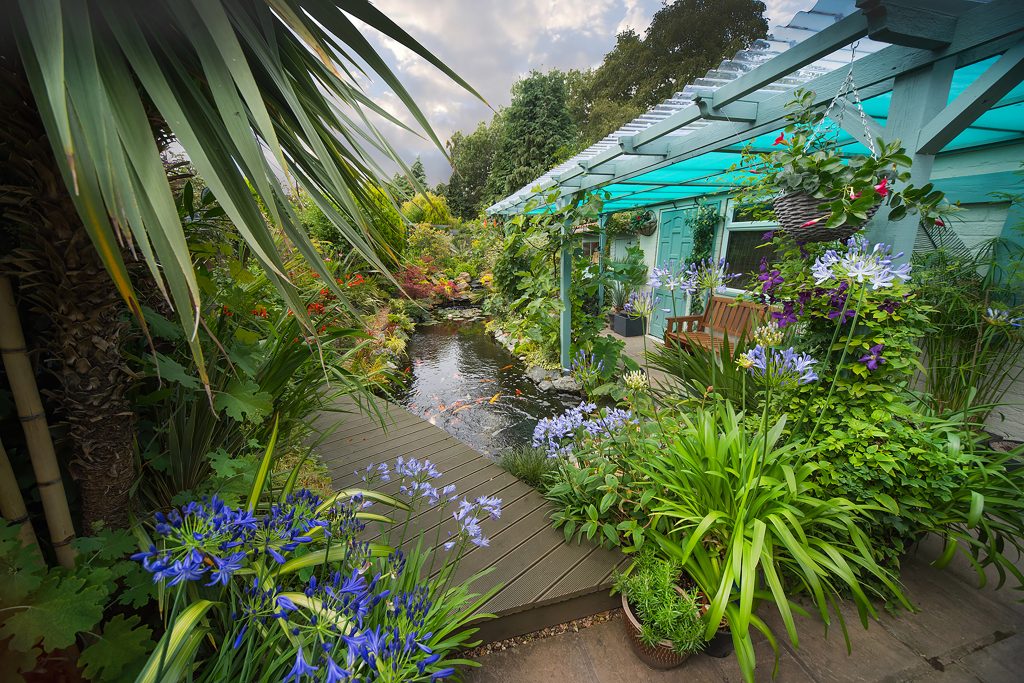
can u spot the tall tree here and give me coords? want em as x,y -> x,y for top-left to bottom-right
410,156 -> 428,188
444,121 -> 500,220
573,0 -> 768,143
485,70 -> 577,201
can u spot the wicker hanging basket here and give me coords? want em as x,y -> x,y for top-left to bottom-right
630,210 -> 658,237
773,192 -> 880,243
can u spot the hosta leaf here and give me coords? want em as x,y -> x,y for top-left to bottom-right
215,379 -> 273,422
78,614 -> 153,683
0,574 -> 105,652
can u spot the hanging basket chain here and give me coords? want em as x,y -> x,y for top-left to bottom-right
808,41 -> 878,159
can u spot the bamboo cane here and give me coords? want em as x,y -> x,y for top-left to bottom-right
0,435 -> 40,554
0,276 -> 76,567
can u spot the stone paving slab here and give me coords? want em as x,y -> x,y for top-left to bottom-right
465,552 -> 1024,682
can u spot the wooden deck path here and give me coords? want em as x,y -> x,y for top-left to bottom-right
311,396 -> 624,642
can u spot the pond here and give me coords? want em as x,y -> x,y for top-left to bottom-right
394,317 -> 576,458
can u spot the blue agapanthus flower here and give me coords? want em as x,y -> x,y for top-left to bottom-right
738,344 -> 819,388
811,237 -> 911,290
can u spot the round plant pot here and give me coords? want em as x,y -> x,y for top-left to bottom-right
621,594 -> 691,669
773,192 -> 879,243
676,583 -> 734,659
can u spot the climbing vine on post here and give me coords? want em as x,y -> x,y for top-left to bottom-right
687,203 -> 721,314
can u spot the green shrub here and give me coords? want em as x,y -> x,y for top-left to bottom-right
613,549 -> 706,655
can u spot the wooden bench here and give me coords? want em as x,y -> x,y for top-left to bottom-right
663,296 -> 767,351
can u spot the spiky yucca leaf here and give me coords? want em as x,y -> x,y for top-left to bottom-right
11,0 -> 482,384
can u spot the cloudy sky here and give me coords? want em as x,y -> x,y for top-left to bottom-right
358,0 -> 810,186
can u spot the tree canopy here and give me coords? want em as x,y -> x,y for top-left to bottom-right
441,0 -> 768,215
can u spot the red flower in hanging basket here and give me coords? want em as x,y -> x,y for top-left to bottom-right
873,177 -> 889,197
800,217 -> 824,228
773,132 -> 787,146
934,218 -> 945,227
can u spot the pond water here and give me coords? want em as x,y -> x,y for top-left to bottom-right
394,317 -> 576,458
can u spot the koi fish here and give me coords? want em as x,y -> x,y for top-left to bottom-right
514,389 -> 523,396
452,404 -> 472,414
479,378 -> 495,383
437,403 -> 447,412
489,393 -> 501,404
499,364 -> 514,371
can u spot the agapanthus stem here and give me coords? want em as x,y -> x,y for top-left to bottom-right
808,286 -> 866,442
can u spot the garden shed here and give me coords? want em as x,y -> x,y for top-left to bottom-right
487,0 -> 1024,438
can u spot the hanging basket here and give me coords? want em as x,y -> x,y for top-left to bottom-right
773,192 -> 879,243
629,210 -> 658,237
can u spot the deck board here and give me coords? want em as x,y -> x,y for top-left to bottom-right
313,395 -> 621,641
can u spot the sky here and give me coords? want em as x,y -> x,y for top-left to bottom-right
358,0 -> 810,186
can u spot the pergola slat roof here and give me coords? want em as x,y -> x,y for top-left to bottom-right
487,0 -> 1024,216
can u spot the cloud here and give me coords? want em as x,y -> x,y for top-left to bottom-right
355,0 -> 818,185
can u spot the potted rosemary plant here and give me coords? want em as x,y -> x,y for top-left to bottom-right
613,550 -> 706,669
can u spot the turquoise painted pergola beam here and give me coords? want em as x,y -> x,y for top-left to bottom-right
488,0 -> 1024,217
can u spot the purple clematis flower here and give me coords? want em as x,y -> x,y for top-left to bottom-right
859,344 -> 886,371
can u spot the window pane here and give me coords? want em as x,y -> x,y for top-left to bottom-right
731,202 -> 772,223
724,231 -> 776,289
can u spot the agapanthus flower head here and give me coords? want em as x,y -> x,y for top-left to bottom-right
649,261 -> 696,293
752,321 -> 784,348
623,289 -> 658,318
532,403 -> 636,457
740,344 -> 819,388
811,237 -> 911,290
983,307 -> 1023,328
623,370 -> 648,393
687,257 -> 740,294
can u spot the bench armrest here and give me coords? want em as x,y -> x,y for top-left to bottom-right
665,315 -> 703,335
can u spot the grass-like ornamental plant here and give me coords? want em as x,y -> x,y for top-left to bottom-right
132,433 -> 501,682
633,403 -> 909,682
613,549 -> 706,656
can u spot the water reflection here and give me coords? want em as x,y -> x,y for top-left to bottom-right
395,320 -> 575,458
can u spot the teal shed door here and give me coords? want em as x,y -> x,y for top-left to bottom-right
650,208 -> 696,339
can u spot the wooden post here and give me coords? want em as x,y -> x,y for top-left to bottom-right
597,214 -> 608,310
560,221 -> 572,372
0,277 -> 76,567
0,435 -> 39,554
866,57 -> 954,262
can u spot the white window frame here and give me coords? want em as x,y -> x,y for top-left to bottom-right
720,198 -> 778,296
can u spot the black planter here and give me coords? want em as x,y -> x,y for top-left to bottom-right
613,313 -> 646,337
704,630 -> 733,658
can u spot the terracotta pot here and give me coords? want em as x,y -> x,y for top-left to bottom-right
773,192 -> 879,243
620,594 -> 691,669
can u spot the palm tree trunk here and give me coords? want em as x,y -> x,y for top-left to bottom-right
0,62 -> 137,530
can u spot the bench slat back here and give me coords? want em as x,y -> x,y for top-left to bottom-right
703,296 -> 764,336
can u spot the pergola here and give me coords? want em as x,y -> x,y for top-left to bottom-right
488,0 -> 1024,370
